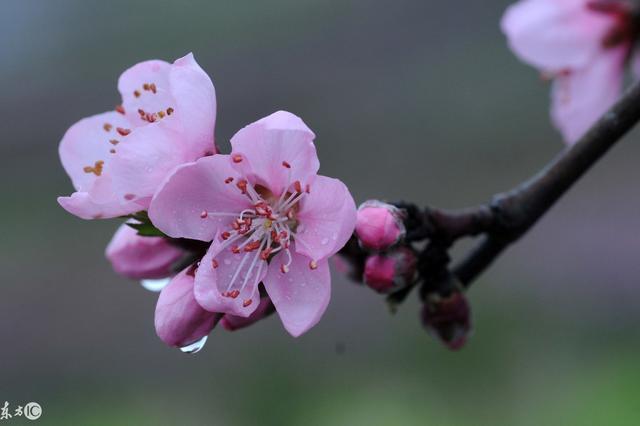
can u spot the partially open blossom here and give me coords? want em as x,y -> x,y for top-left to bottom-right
421,292 -> 472,351
105,223 -> 183,280
149,111 -> 357,337
363,247 -> 417,293
155,266 -> 222,348
58,53 -> 217,219
355,200 -> 405,251
502,0 -> 638,143
221,297 -> 275,331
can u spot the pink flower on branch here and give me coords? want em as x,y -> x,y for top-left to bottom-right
149,111 -> 357,337
58,53 -> 217,219
502,0 -> 638,143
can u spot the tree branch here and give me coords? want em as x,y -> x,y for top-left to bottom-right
453,79 -> 640,287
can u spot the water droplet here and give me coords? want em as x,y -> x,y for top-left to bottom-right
321,237 -> 329,245
180,335 -> 208,354
332,233 -> 338,241
140,278 -> 170,292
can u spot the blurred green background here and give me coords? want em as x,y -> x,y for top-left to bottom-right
2,0 -> 640,424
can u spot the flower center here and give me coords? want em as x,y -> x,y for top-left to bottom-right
199,160 -> 315,305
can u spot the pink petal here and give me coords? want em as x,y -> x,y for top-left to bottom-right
501,0 -> 613,72
58,189 -> 136,220
169,53 -> 217,156
221,297 -> 274,331
155,267 -> 222,348
193,234 -> 266,317
108,124 -> 190,206
149,155 -> 253,241
551,46 -> 625,144
59,111 -> 133,192
263,250 -> 330,337
294,175 -> 357,261
105,223 -> 183,280
230,111 -> 319,196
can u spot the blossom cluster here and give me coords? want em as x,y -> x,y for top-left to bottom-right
58,54 -> 356,351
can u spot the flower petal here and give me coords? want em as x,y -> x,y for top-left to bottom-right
149,155 -> 253,241
105,223 -> 183,280
230,111 -> 318,196
263,250 -> 330,337
221,297 -> 275,331
154,267 -> 222,348
551,46 -> 625,144
58,111 -> 132,193
193,234 -> 266,317
501,0 -> 613,72
108,124 -> 190,207
294,175 -> 357,261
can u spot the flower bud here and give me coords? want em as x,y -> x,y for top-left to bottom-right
106,223 -> 183,280
355,200 -> 405,251
421,292 -> 471,350
155,266 -> 222,348
221,297 -> 275,331
363,247 -> 416,293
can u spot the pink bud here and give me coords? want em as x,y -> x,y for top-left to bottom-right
421,292 -> 471,350
363,247 -> 417,293
355,200 -> 405,251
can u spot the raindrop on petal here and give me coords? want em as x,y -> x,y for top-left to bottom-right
179,335 -> 208,354
140,277 -> 171,292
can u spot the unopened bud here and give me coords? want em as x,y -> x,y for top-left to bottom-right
363,247 -> 416,293
355,200 -> 405,251
421,292 -> 471,350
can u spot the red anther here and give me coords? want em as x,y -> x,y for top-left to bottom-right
221,231 -> 231,240
232,154 -> 243,163
242,299 -> 252,307
279,230 -> 288,240
293,181 -> 302,193
244,240 -> 261,252
157,110 -> 166,119
231,245 -> 241,254
166,107 -> 174,115
260,248 -> 273,260
110,149 -> 116,154
115,104 -> 125,115
225,177 -> 234,184
149,83 -> 157,94
134,90 -> 141,98
254,201 -> 272,217
145,113 -> 156,123
116,127 -> 131,136
236,179 -> 248,194
143,83 -> 150,91
138,108 -> 145,116
309,260 -> 318,270
211,259 -> 219,269
237,219 -> 251,234
280,264 -> 289,274
200,211 -> 208,219
282,161 -> 291,168
109,139 -> 119,145
305,184 -> 311,194
103,123 -> 112,132
271,230 -> 279,242
230,290 -> 240,299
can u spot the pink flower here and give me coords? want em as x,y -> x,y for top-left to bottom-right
501,0 -> 637,143
105,223 -> 183,280
149,111 -> 357,337
355,200 -> 405,250
155,266 -> 222,348
58,53 -> 217,219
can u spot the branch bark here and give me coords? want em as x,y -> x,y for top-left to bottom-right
453,79 -> 640,287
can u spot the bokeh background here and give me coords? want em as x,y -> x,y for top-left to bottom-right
2,0 -> 640,424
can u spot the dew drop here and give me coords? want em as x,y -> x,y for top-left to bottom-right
140,278 -> 170,292
321,237 -> 329,245
180,335 -> 208,354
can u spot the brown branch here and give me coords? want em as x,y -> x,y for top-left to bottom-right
452,79 -> 640,287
